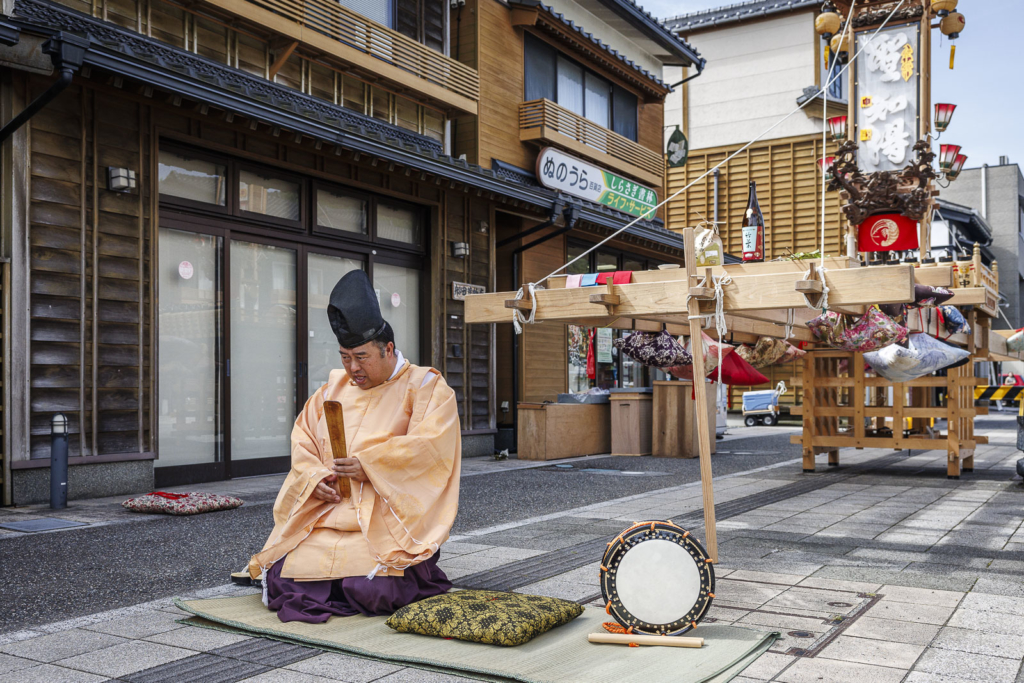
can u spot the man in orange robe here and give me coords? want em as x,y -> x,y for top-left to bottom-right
248,270 -> 461,623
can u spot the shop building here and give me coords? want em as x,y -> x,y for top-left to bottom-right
0,0 -> 702,502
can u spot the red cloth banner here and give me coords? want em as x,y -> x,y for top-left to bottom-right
858,213 -> 920,252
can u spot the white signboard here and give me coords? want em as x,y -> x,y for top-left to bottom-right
451,281 -> 486,301
535,148 -> 657,219
855,24 -> 920,173
596,327 -> 613,364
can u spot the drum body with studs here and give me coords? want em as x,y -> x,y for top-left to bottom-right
600,521 -> 715,636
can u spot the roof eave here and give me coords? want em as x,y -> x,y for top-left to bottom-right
590,0 -> 705,68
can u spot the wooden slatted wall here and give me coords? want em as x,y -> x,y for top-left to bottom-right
666,134 -> 844,259
443,195 -> 494,431
27,82 -> 153,458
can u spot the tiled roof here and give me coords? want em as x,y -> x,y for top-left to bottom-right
591,0 -> 705,68
663,0 -> 818,32
511,0 -> 670,89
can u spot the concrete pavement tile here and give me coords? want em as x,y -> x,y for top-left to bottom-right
738,652 -> 796,680
843,616 -> 940,646
704,605 -> 751,625
947,609 -> 1024,636
513,579 -> 598,602
0,630 -> 128,663
56,641 -> 194,678
0,664 -> 108,683
817,634 -> 925,669
960,592 -> 1024,616
775,657 -> 905,683
914,647 -> 1020,682
714,580 -> 787,608
727,570 -> 809,585
762,587 -> 860,615
933,626 -> 1024,659
81,611 -> 186,639
466,547 -> 545,561
813,524 -> 889,540
797,577 -> 881,593
144,626 -> 253,652
438,542 -> 494,555
878,584 -> 964,608
865,600 -> 956,625
0,653 -> 39,675
905,673 -> 969,683
285,653 -> 402,682
237,671 -> 335,683
736,611 -> 828,632
973,577 -> 1024,599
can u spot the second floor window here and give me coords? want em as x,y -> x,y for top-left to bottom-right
524,33 -> 638,141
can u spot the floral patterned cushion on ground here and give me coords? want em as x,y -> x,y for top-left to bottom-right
938,306 -> 971,336
122,492 -> 244,515
735,337 -> 789,369
863,333 -> 970,383
807,306 -> 908,353
612,331 -> 692,368
385,589 -> 584,646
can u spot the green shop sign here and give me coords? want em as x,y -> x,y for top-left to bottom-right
535,147 -> 658,219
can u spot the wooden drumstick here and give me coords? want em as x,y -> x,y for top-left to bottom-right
588,633 -> 703,648
323,401 -> 352,499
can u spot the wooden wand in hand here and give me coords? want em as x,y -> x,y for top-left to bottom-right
323,400 -> 352,499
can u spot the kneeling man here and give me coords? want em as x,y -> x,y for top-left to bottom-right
249,270 -> 461,623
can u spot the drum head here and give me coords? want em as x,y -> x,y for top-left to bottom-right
600,521 -> 714,636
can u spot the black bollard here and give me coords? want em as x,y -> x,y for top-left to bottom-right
50,413 -> 68,509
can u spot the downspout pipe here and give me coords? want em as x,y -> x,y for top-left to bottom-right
668,60 -> 704,90
510,203 -> 579,453
0,33 -> 89,144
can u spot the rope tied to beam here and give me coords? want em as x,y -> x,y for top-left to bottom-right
688,273 -> 733,384
784,309 -> 795,339
511,283 -> 539,335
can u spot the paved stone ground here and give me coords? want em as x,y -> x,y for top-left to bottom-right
1,415 -> 1023,682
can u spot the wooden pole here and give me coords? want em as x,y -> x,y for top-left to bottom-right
681,227 -> 718,562
588,633 -> 704,648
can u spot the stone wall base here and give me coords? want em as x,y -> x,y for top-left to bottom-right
12,460 -> 154,506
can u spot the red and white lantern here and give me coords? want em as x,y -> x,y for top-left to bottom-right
934,103 -> 957,133
948,154 -> 968,180
818,156 -> 836,182
939,144 -> 962,173
827,116 -> 847,141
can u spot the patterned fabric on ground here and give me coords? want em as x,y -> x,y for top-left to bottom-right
386,589 -> 584,646
122,492 -> 243,515
613,331 -> 692,368
863,333 -> 970,382
266,552 -> 451,623
938,306 -> 970,336
807,306 -> 908,353
735,337 -> 788,369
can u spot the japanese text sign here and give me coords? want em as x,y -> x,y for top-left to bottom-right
536,148 -> 658,219
855,25 -> 920,173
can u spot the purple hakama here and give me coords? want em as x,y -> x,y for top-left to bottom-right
265,552 -> 452,623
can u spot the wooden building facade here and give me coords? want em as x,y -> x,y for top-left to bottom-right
0,0 -> 704,501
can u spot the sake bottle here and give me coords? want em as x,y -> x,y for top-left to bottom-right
741,181 -> 765,262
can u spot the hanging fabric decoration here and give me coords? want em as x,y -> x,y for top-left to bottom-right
613,331 -> 692,368
938,306 -> 971,336
857,214 -> 920,252
586,329 -> 597,380
863,333 -> 969,383
807,306 -> 908,353
736,337 -> 789,369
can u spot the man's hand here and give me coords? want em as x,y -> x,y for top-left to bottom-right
311,474 -> 342,504
332,458 -> 368,482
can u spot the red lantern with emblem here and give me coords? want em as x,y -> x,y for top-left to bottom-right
858,214 -> 920,253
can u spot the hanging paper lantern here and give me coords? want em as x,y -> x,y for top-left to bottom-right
818,156 -> 836,182
939,144 -> 962,173
827,115 -> 848,141
948,154 -> 968,180
815,1 -> 842,42
932,0 -> 957,17
940,11 -> 965,39
830,33 -> 850,64
934,103 -> 957,133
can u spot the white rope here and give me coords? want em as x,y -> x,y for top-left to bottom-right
508,0 -> 904,334
687,274 -> 733,384
511,282 -> 539,334
801,265 -> 830,310
775,381 -> 788,397
824,0 -> 856,264
784,309 -> 795,339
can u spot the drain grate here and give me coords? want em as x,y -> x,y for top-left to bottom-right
0,518 -> 88,533
454,451 -> 911,592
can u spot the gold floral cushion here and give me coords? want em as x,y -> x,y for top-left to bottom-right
385,590 -> 584,646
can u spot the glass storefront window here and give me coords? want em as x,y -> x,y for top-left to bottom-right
239,170 -> 300,221
157,228 -> 222,468
316,188 -> 368,235
596,251 -> 617,273
158,151 -> 226,206
624,257 -> 645,272
378,203 -> 421,244
308,253 -> 364,396
229,240 -> 297,461
374,262 -> 421,364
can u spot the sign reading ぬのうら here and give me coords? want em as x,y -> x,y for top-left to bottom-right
535,148 -> 658,219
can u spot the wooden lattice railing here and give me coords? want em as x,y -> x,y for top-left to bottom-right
519,99 -> 664,182
243,0 -> 479,101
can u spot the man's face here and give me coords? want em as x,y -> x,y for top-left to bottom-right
340,341 -> 396,390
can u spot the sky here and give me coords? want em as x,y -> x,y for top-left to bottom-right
642,0 -> 1024,171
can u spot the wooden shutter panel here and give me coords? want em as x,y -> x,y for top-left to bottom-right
394,0 -> 420,43
423,0 -> 444,53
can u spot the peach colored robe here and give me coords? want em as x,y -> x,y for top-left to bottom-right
249,361 -> 461,582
